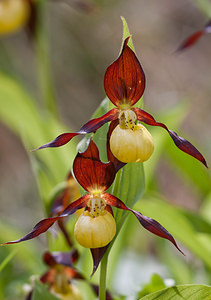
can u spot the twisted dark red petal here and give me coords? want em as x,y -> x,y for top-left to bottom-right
176,30 -> 204,52
1,195 -> 90,245
73,139 -> 116,192
133,107 -> 208,168
104,36 -> 145,107
32,108 -> 119,151
103,193 -> 184,255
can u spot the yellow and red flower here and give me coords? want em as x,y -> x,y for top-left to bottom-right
26,250 -> 83,300
3,139 -> 184,273
33,36 -> 207,168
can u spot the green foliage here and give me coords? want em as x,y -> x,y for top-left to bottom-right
140,284 -> 211,300
0,249 -> 17,273
32,280 -> 60,300
137,274 -> 166,298
0,72 -> 77,206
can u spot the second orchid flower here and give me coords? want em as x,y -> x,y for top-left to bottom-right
3,139 -> 184,274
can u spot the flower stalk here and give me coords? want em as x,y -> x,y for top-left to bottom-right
99,250 -> 109,300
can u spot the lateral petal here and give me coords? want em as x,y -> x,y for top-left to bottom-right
32,108 -> 119,151
2,195 -> 89,245
133,107 -> 208,168
103,193 -> 184,254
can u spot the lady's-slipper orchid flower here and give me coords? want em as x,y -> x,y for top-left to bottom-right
26,250 -> 83,300
26,249 -> 113,299
33,36 -> 207,168
176,19 -> 211,52
3,140 -> 184,270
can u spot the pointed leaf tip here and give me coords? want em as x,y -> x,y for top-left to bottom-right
121,16 -> 134,51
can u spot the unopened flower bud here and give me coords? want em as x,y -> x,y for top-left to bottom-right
0,0 -> 30,35
74,210 -> 116,248
110,124 -> 154,163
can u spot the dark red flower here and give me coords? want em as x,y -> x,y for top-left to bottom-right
33,37 -> 207,168
3,139 -> 184,275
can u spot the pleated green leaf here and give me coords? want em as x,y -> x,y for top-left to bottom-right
140,284 -> 211,300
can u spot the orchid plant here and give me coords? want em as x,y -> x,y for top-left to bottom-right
1,17 -> 209,300
26,250 -> 83,300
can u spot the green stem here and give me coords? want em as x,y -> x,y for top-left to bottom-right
35,0 -> 59,118
99,250 -> 109,300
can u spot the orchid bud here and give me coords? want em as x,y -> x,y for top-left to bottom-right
110,124 -> 154,163
74,210 -> 116,248
0,0 -> 30,35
